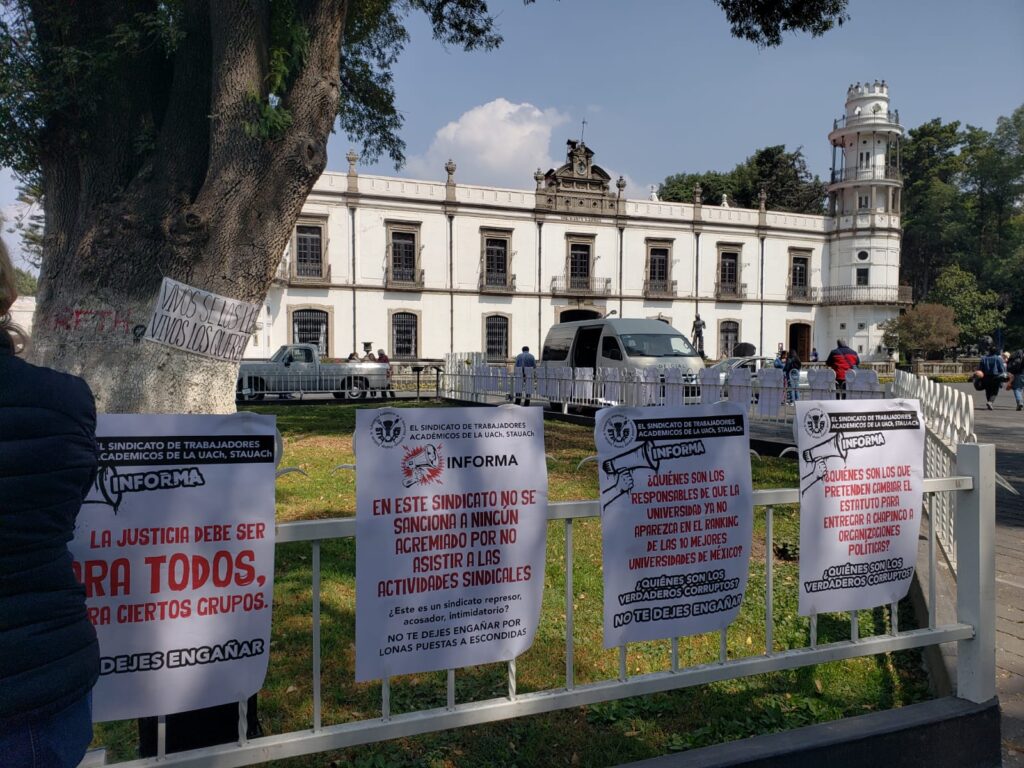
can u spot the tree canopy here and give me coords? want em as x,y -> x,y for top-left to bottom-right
880,304 -> 959,359
900,106 -> 1023,346
660,145 -> 826,214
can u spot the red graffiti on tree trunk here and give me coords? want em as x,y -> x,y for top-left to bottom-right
52,307 -> 132,334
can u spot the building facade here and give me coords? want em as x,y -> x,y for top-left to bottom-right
251,82 -> 909,364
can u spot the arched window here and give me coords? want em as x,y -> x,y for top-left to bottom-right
484,316 -> 509,362
719,321 -> 739,358
392,312 -> 418,359
292,309 -> 328,357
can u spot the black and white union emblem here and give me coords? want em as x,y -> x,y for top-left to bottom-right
604,414 -> 635,448
370,412 -> 407,448
804,407 -> 830,439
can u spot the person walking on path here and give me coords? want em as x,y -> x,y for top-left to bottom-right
513,346 -> 536,406
1007,348 -> 1024,411
0,241 -> 100,768
826,339 -> 859,397
979,345 -> 1007,410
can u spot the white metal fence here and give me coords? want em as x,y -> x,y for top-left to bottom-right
96,445 -> 995,768
442,357 -> 886,426
892,369 -> 977,572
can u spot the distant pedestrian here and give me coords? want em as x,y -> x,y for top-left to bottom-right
979,345 -> 1007,410
514,346 -> 536,406
347,352 -> 359,361
377,349 -> 395,399
826,339 -> 859,397
784,349 -> 802,402
773,350 -> 786,369
1007,348 -> 1024,412
810,347 -> 819,363
0,241 -> 99,768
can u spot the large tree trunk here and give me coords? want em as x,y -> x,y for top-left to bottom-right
26,2 -> 346,414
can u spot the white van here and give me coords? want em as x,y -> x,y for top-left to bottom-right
539,318 -> 704,379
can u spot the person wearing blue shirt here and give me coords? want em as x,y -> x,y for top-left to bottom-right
978,346 -> 1007,410
513,346 -> 536,406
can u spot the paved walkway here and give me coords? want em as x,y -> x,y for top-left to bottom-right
953,383 -> 1024,766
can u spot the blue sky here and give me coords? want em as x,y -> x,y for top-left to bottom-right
4,0 -> 1023,267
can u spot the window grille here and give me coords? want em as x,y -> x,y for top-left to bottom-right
392,312 -> 418,358
292,309 -> 328,357
485,238 -> 508,286
569,243 -> 591,290
720,321 -> 739,357
485,316 -> 509,362
856,267 -> 870,286
296,226 -> 323,278
391,232 -> 417,282
719,253 -> 738,289
648,247 -> 668,282
791,257 -> 808,288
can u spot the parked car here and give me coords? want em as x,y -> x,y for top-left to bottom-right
237,344 -> 391,400
707,356 -> 808,398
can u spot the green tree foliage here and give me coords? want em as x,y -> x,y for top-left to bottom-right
880,304 -> 959,359
900,106 -> 1023,347
713,0 -> 849,47
660,146 -> 825,214
14,266 -> 36,296
927,265 -> 1008,347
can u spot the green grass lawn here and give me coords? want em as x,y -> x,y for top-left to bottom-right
95,401 -> 930,767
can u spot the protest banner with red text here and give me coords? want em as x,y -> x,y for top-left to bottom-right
355,407 -> 547,681
597,404 -> 754,647
796,399 -> 924,615
69,414 -> 276,721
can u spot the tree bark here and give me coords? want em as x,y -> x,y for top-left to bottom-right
27,2 -> 348,414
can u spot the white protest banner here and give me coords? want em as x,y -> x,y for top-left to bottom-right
69,414 -> 276,721
597,404 -> 754,647
355,407 -> 547,681
145,277 -> 260,362
795,399 -> 924,615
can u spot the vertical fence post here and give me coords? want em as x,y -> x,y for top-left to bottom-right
955,442 -> 996,703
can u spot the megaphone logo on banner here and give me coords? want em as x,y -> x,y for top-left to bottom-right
601,439 -> 706,510
800,431 -> 886,495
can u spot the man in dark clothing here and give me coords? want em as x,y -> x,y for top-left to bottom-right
826,339 -> 859,397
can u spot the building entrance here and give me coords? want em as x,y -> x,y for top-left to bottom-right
789,322 -> 811,362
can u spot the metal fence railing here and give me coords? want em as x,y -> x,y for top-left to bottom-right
94,446 -> 996,767
892,369 -> 977,572
442,358 -> 886,427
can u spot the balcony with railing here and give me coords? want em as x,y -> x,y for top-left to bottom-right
832,111 -> 900,130
714,280 -> 747,301
550,275 -> 612,296
787,284 -> 818,304
643,278 -> 677,299
829,166 -> 902,185
479,272 -> 516,294
291,262 -> 332,286
818,285 -> 912,305
385,265 -> 425,291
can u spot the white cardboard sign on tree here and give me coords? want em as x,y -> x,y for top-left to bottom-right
795,399 -> 924,615
69,414 -> 277,721
355,407 -> 548,682
145,277 -> 261,363
596,404 -> 754,647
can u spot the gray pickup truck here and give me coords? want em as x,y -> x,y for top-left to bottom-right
237,344 -> 391,400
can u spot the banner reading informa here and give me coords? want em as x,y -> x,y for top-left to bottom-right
69,414 -> 277,721
597,404 -> 754,648
795,399 -> 924,615
355,407 -> 548,682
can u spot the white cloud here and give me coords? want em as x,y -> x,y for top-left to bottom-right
405,98 -> 570,188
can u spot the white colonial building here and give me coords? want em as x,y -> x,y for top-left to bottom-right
251,82 -> 909,364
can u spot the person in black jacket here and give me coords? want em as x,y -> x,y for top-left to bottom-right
0,242 -> 100,767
